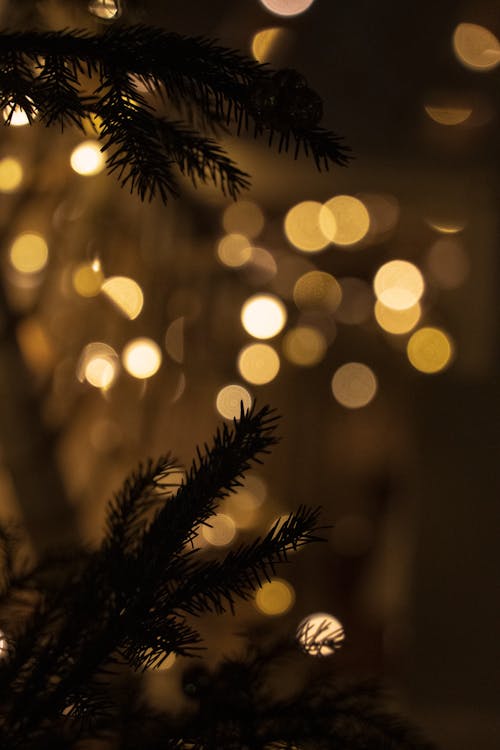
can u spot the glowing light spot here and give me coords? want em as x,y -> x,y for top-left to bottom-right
331,362 -> 377,409
297,613 -> 345,656
320,195 -> 370,247
216,384 -> 253,420
374,301 -> 421,335
122,338 -> 162,379
373,260 -> 424,311
88,0 -> 121,19
245,247 -> 278,285
332,515 -> 374,556
335,278 -> 373,324
0,630 -> 8,660
259,0 -> 315,17
223,201 -> 264,239
282,326 -> 327,367
407,327 -> 453,374
238,343 -> 280,385
453,23 -> 500,71
72,261 -> 104,297
70,140 -> 105,176
426,238 -> 469,289
3,103 -> 33,127
0,157 -> 23,192
202,514 -> 236,547
224,488 -> 262,529
157,652 -> 176,671
77,342 -> 119,389
424,105 -> 472,125
16,317 -> 54,376
241,294 -> 287,339
255,578 -> 295,616
426,218 -> 465,234
293,271 -> 341,312
217,233 -> 252,268
101,276 -> 144,319
284,201 -> 331,253
165,317 -> 184,363
9,233 -> 48,274
251,27 -> 285,63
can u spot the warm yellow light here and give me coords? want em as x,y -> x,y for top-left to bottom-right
331,362 -> 377,409
426,238 -> 469,289
426,218 -> 465,234
255,578 -> 295,616
224,488 -> 261,529
157,652 -> 176,671
453,23 -> 500,71
72,262 -> 105,297
101,276 -> 144,319
238,343 -> 280,385
284,201 -> 331,253
297,613 -> 345,656
122,338 -> 162,379
320,195 -> 370,247
217,233 -> 252,268
223,201 -> 264,239
70,140 -> 105,176
88,0 -> 121,19
293,271 -> 341,312
407,327 -> 453,374
335,277 -> 373,324
3,103 -> 33,127
374,300 -> 421,334
251,27 -> 284,63
77,342 -> 119,389
373,260 -> 424,311
0,157 -> 23,192
9,233 -> 48,274
282,326 -> 327,367
201,513 -> 236,547
259,0 -> 315,17
85,357 -> 116,389
216,384 -> 253,420
245,247 -> 278,284
241,294 -> 287,339
0,630 -> 8,659
424,105 -> 472,126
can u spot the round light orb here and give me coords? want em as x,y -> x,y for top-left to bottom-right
9,232 -> 48,274
223,201 -> 264,239
77,342 -> 119,389
407,327 -> 453,374
297,612 -> 345,656
217,233 -> 252,268
238,343 -> 280,385
374,300 -> 421,335
216,384 -> 253,420
224,488 -> 262,529
122,338 -> 162,379
101,276 -> 144,319
282,326 -> 327,367
85,357 -> 116,389
88,0 -> 121,20
72,261 -> 104,297
251,27 -> 285,63
70,140 -> 105,176
3,103 -> 32,127
201,513 -> 236,547
424,105 -> 472,126
259,0 -> 315,17
284,201 -> 331,253
331,362 -> 377,409
293,271 -> 342,312
241,294 -> 287,339
453,23 -> 500,71
255,578 -> 295,616
373,260 -> 424,311
320,195 -> 370,247
0,157 -> 23,192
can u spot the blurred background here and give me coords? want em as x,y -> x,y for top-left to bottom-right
0,0 -> 498,748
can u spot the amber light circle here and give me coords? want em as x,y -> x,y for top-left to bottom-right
331,362 -> 377,409
297,613 -> 345,656
216,384 -> 252,420
238,343 -> 280,385
241,294 -> 287,339
407,327 -> 453,374
255,578 -> 295,616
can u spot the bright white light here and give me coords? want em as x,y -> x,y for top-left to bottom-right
259,0 -> 315,18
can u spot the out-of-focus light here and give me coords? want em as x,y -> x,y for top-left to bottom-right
251,27 -> 285,62
297,613 -> 345,656
9,233 -> 48,274
70,140 -> 105,175
238,343 -> 280,384
259,0 -> 315,17
407,327 -> 453,374
201,513 -> 236,547
332,515 -> 373,556
101,276 -> 144,319
282,326 -> 327,367
0,630 -> 8,659
374,300 -> 421,335
284,201 -> 331,253
16,317 -> 54,376
216,384 -> 253,420
320,195 -> 370,247
453,23 -> 500,71
217,233 -> 252,268
223,201 -> 264,239
331,362 -> 377,409
88,0 -> 121,19
0,157 -> 23,192
426,218 -> 465,234
271,255 -> 315,299
77,342 -> 119,389
426,238 -> 469,289
246,474 -> 267,505
244,247 -> 278,285
241,294 -> 287,339
165,317 -> 185,363
373,260 -> 424,311
335,277 -> 373,325
255,578 -> 295,616
424,105 -> 472,125
122,338 -> 162,379
224,488 -> 262,529
3,104 -> 33,127
293,270 -> 341,312
72,261 -> 104,297
85,357 -> 116,389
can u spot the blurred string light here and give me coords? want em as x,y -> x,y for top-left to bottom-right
77,342 -> 119,390
222,200 -> 264,239
122,338 -> 162,379
320,195 -> 370,247
251,27 -> 285,63
101,276 -> 144,319
373,260 -> 424,311
0,630 -> 8,659
88,0 -> 122,20
282,325 -> 327,367
426,218 -> 465,234
297,613 -> 345,656
255,578 -> 295,616
72,259 -> 104,297
70,140 -> 105,176
335,277 -> 373,325
453,23 -> 500,71
164,317 -> 185,363
2,103 -> 33,127
201,513 -> 236,547
424,104 -> 472,126
238,343 -> 280,384
16,317 -> 54,376
259,0 -> 315,17
0,157 -> 23,192
9,232 -> 48,274
284,201 -> 331,253
374,300 -> 421,335
217,233 -> 252,268
241,294 -> 287,339
223,483 -> 264,529
271,254 -> 315,298
331,362 -> 377,409
293,271 -> 342,312
407,327 -> 453,374
215,384 -> 253,420
426,238 -> 469,289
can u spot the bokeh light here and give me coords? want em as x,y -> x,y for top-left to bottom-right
222,201 -> 264,239
453,23 -> 500,71
331,362 -> 377,409
284,201 -> 331,253
282,326 -> 327,367
0,157 -> 23,192
217,233 -> 252,268
424,105 -> 472,126
297,613 -> 345,656
0,630 -> 8,659
293,271 -> 342,312
101,276 -> 144,319
426,238 -> 469,289
244,247 -> 278,285
223,486 -> 263,529
70,140 -> 105,176
88,0 -> 122,20
255,578 -> 295,616
201,513 -> 237,547
72,260 -> 104,297
238,343 -> 280,384
320,195 -> 370,247
164,318 -> 185,363
216,384 -> 253,420
3,104 -> 32,127
407,327 -> 453,374
77,342 -> 119,389
374,300 -> 421,335
9,233 -> 48,274
335,278 -> 373,324
373,260 -> 424,310
251,27 -> 285,63
241,294 -> 287,339
122,338 -> 162,379
259,0 -> 315,17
